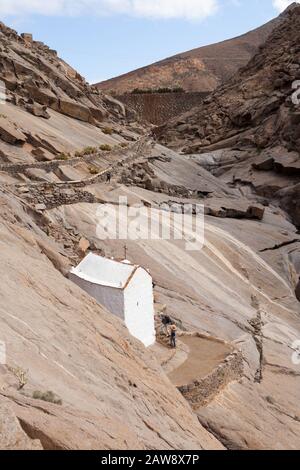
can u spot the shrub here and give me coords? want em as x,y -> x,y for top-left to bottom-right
33,390 -> 62,405
75,147 -> 98,158
82,146 -> 97,156
120,142 -> 128,148
8,366 -> 28,390
57,152 -> 70,161
102,127 -> 113,135
99,144 -> 112,152
89,166 -> 98,175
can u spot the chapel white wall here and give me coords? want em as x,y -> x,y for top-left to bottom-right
124,268 -> 155,347
69,274 -> 125,320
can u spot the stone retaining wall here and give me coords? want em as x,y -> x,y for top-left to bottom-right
27,187 -> 97,209
11,137 -> 151,209
0,141 -> 140,175
0,154 -> 97,174
177,332 -> 243,408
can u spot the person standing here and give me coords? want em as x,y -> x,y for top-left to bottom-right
170,324 -> 177,348
161,315 -> 172,337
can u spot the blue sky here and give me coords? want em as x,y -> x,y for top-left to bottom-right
0,0 -> 298,84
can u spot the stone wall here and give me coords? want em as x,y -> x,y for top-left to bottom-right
0,139 -> 143,177
118,92 -> 209,125
177,333 -> 243,408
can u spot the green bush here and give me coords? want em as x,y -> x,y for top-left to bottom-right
33,390 -> 62,405
99,144 -> 112,152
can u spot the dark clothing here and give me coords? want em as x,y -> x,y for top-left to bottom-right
170,331 -> 176,348
161,315 -> 172,326
106,173 -> 111,183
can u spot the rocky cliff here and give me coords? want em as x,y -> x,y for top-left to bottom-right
158,4 -> 300,227
0,22 -> 126,125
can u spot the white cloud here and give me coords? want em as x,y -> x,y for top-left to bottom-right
272,0 -> 299,12
0,0 -> 219,20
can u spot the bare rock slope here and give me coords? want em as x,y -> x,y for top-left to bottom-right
0,189 -> 222,450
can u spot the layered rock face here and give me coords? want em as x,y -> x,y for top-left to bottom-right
158,4 -> 300,227
0,22 -> 125,124
0,23 -> 145,179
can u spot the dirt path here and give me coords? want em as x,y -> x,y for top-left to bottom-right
168,336 -> 231,387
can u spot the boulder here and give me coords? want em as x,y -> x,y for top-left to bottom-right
145,178 -> 154,191
0,118 -> 26,145
102,94 -> 125,116
89,106 -> 106,122
26,86 -> 58,107
246,205 -> 265,220
25,103 -> 50,119
78,237 -> 90,255
253,157 -> 274,171
55,99 -> 94,124
21,33 -> 33,43
0,398 -> 42,450
32,147 -> 56,162
55,165 -> 87,182
26,169 -> 60,183
35,203 -> 47,211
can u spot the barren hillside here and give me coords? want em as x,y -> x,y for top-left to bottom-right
96,9 -> 284,94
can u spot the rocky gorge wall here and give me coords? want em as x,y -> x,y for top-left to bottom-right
118,92 -> 209,125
